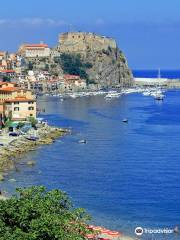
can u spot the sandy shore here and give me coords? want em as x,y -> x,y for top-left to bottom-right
0,125 -> 69,180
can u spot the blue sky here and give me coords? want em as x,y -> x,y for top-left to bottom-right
1,0 -> 180,69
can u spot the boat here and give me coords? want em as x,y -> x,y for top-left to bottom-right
78,139 -> 87,144
153,69 -> 165,100
104,91 -> 121,99
154,93 -> 164,100
122,118 -> 128,123
70,93 -> 78,99
143,90 -> 151,96
25,136 -> 39,141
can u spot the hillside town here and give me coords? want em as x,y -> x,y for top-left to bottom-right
0,32 -> 133,126
0,33 -> 92,126
0,40 -> 87,96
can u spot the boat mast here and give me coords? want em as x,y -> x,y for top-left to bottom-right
157,68 -> 161,88
158,68 -> 161,79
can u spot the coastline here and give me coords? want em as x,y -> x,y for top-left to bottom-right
0,124 -> 69,180
0,90 -> 170,240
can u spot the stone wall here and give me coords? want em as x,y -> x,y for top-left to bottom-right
58,32 -> 117,54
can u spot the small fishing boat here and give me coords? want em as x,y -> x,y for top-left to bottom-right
122,118 -> 128,123
105,91 -> 121,99
26,136 -> 39,141
143,90 -> 151,96
78,139 -> 87,144
154,94 -> 164,100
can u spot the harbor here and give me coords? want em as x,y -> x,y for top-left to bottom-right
1,91 -> 180,240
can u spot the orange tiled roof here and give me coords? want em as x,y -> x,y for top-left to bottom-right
64,74 -> 80,80
0,52 -> 6,56
25,44 -> 48,48
0,87 -> 19,92
0,81 -> 17,85
0,70 -> 16,73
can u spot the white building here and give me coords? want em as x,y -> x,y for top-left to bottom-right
19,43 -> 50,58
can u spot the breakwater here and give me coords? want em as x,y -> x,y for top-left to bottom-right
134,78 -> 180,88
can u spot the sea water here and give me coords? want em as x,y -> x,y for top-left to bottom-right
1,91 -> 180,239
133,69 -> 180,79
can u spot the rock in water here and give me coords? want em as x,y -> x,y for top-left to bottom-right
55,32 -> 133,88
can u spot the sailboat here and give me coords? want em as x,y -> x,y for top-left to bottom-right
153,68 -> 165,100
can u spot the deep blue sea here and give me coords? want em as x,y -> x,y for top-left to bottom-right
133,69 -> 180,79
1,91 -> 180,239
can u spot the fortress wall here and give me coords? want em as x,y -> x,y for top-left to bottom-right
58,32 -> 117,52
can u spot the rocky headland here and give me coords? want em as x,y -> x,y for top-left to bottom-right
27,32 -> 133,89
55,32 -> 133,88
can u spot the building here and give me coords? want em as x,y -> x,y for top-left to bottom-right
63,74 -> 87,90
0,69 -> 16,78
18,42 -> 50,58
58,32 -> 117,54
4,97 -> 36,121
0,82 -> 36,121
0,52 -> 8,70
0,51 -> 7,59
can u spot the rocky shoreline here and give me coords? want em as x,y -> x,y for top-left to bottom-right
0,125 -> 69,181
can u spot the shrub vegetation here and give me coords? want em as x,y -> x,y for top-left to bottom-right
0,186 -> 91,240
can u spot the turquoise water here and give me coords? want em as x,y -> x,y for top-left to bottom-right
1,91 -> 180,239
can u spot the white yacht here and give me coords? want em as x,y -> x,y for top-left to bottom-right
104,91 -> 121,99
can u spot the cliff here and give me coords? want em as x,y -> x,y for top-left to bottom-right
54,32 -> 133,88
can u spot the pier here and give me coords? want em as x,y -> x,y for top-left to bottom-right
134,77 -> 180,88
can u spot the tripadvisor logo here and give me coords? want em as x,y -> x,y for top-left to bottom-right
135,227 -> 144,236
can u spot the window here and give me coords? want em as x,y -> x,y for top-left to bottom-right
28,101 -> 34,104
14,107 -> 19,111
28,107 -> 34,110
14,102 -> 19,104
29,114 -> 33,116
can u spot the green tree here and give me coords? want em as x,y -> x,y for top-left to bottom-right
0,186 -> 92,240
2,76 -> 11,82
27,116 -> 38,128
58,53 -> 89,80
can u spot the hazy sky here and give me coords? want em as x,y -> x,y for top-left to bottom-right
1,0 -> 180,69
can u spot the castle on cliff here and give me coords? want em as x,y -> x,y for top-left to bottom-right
57,32 -> 117,54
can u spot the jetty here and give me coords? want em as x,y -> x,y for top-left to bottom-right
134,77 -> 180,88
